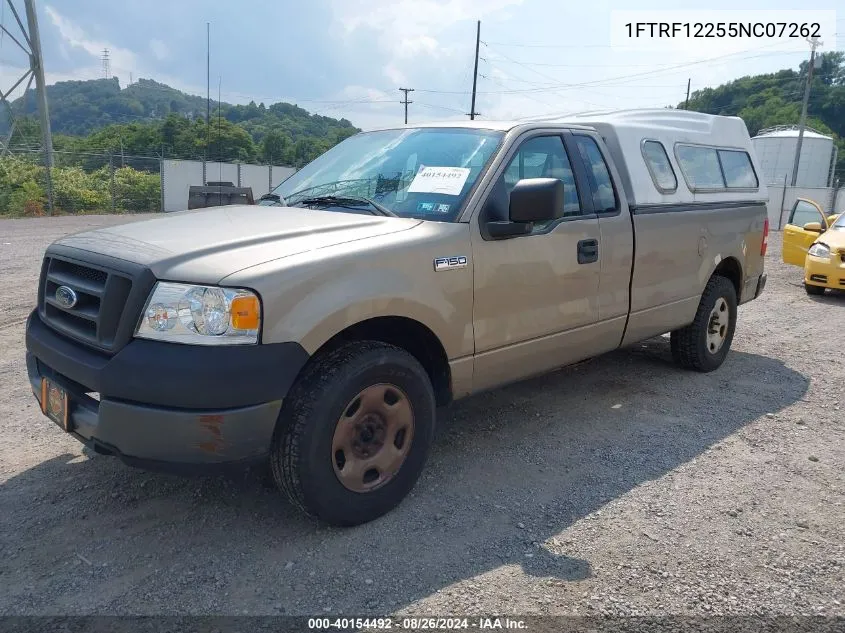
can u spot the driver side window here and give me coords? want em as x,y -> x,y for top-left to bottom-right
500,135 -> 581,231
789,200 -> 824,228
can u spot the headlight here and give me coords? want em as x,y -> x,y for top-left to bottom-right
136,282 -> 261,345
808,242 -> 830,258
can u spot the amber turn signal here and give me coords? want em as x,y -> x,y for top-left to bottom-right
231,295 -> 260,330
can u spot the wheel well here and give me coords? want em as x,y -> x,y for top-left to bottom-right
713,257 -> 742,299
317,317 -> 452,407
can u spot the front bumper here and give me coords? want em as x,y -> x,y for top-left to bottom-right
25,310 -> 309,472
804,254 -> 845,290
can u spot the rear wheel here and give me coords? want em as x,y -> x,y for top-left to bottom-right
804,283 -> 825,296
671,275 -> 737,373
270,341 -> 435,526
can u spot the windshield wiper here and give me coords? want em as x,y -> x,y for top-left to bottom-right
296,195 -> 397,217
257,192 -> 285,205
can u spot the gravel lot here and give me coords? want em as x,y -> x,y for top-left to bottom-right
1,215 -> 843,618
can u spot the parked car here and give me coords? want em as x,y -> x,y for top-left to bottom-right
25,109 -> 769,526
781,197 -> 843,295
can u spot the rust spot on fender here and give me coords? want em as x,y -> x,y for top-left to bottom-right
197,414 -> 225,454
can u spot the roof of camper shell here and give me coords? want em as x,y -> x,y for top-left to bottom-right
552,109 -> 768,207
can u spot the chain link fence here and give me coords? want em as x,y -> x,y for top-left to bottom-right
0,149 -> 162,217
0,149 -> 296,218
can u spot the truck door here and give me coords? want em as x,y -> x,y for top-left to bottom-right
783,198 -> 828,267
469,132 -> 602,392
571,133 -> 633,345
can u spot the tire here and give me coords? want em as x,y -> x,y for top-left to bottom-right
270,341 -> 436,526
670,275 -> 737,373
804,283 -> 825,296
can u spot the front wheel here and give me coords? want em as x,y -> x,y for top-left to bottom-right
804,283 -> 825,296
270,341 -> 436,526
671,275 -> 738,373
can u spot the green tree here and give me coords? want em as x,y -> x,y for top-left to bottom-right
261,129 -> 293,163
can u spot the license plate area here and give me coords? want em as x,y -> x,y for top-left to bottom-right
41,377 -> 72,432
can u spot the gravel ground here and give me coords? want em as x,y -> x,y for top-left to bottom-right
0,215 -> 843,617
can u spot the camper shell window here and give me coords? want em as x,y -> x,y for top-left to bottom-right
641,140 -> 677,193
717,149 -> 758,188
674,143 -> 759,193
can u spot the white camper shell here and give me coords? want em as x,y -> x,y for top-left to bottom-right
559,109 -> 768,208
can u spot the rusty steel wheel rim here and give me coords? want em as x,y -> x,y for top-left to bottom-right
706,297 -> 729,354
331,383 -> 415,493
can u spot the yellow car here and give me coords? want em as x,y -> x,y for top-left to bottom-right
782,197 -> 844,296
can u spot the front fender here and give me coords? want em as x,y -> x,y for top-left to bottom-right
271,266 -> 473,359
225,222 -> 475,361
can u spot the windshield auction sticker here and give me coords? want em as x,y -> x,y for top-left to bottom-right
408,167 -> 471,196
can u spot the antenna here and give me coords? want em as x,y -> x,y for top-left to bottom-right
206,21 -> 210,182
101,48 -> 110,78
218,74 -> 222,182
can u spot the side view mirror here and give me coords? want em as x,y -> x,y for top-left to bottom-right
483,177 -> 564,240
803,221 -> 823,233
509,178 -> 564,224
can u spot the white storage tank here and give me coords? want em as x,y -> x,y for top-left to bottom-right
751,126 -> 836,187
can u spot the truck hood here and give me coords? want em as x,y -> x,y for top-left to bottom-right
52,206 -> 422,283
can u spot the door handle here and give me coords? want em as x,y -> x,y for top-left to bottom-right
577,239 -> 599,264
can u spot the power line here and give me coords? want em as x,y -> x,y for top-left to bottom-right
479,40 -> 802,94
482,50 -> 810,69
415,101 -> 466,115
101,48 -> 110,79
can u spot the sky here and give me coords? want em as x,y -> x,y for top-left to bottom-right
0,0 -> 843,131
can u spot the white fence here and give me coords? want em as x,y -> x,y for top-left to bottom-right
765,183 -> 845,230
161,159 -> 297,212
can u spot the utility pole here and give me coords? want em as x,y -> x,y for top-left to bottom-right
467,20 -> 481,120
684,78 -> 691,110
399,88 -> 414,124
23,0 -> 54,214
790,36 -> 822,187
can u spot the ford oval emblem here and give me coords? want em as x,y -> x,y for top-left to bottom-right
54,285 -> 78,309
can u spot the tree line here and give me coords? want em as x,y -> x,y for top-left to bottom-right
5,77 -> 360,166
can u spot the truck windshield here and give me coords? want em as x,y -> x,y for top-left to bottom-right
267,127 -> 504,221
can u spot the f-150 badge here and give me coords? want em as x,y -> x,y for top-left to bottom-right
434,256 -> 468,271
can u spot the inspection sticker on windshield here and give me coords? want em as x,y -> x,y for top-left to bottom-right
408,166 -> 471,196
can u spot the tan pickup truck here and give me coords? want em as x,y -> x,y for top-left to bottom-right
26,109 -> 769,525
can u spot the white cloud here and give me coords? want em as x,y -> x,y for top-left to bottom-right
149,39 -> 169,61
34,7 -> 206,101
332,0 -> 523,91
44,5 -> 137,77
383,63 -> 407,85
398,35 -> 440,58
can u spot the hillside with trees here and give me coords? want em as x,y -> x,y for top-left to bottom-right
3,54 -> 844,218
6,77 -> 359,165
682,51 -> 845,179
